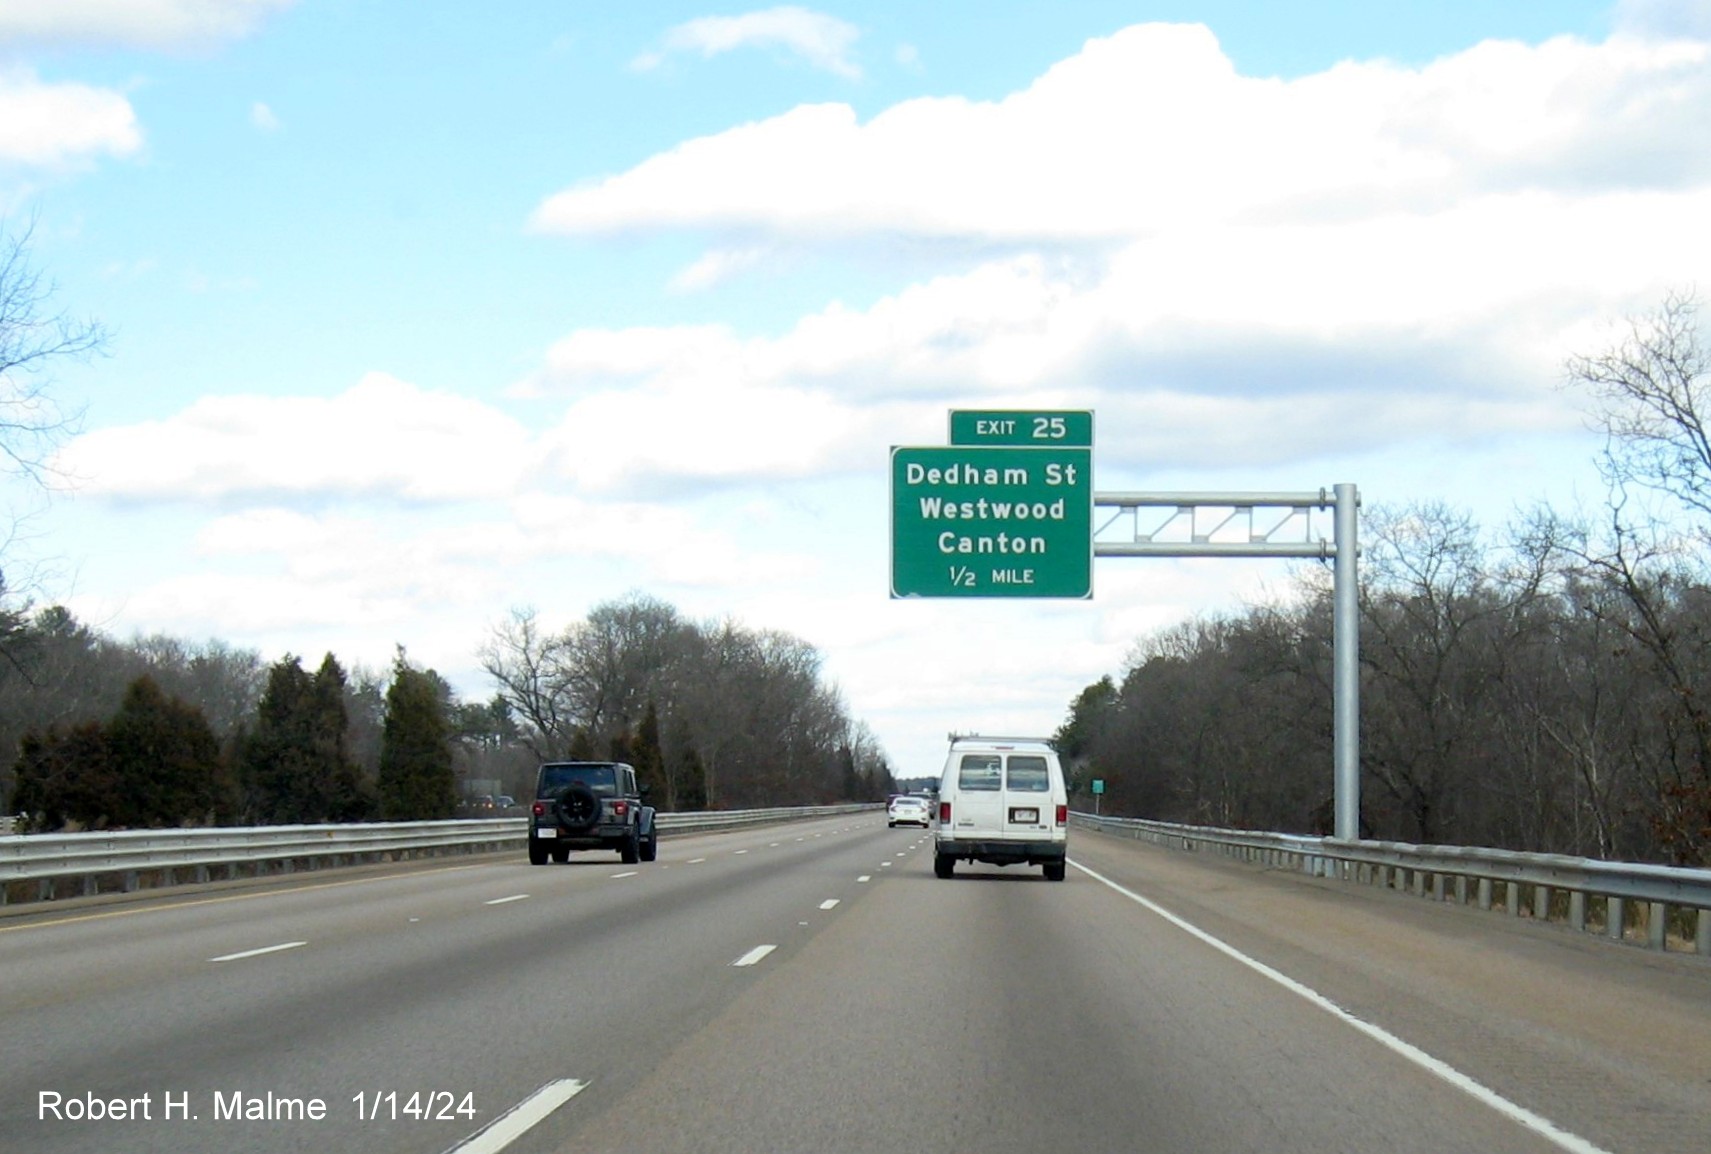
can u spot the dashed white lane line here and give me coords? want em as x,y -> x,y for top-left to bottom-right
857,875 -> 871,883
209,941 -> 307,963
610,871 -> 638,879
485,894 -> 530,906
1072,860 -> 1613,1154
819,899 -> 840,910
734,849 -> 749,855
441,1077 -> 587,1154
687,857 -> 707,864
731,944 -> 777,967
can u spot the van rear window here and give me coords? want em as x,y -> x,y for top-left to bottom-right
1006,755 -> 1049,792
957,754 -> 1002,791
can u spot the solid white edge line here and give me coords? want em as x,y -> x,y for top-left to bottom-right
440,1078 -> 587,1154
484,894 -> 529,905
731,944 -> 777,967
1071,860 -> 1613,1154
209,940 -> 307,963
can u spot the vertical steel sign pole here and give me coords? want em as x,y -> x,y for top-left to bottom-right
1332,483 -> 1360,842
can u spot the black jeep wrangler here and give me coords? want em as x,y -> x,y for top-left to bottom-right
528,761 -> 658,865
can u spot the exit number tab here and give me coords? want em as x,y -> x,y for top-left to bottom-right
949,410 -> 1093,448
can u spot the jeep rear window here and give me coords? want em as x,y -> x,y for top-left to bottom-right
1006,755 -> 1050,792
957,754 -> 1002,791
538,764 -> 618,798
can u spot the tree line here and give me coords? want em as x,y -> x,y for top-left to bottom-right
478,592 -> 896,810
0,593 -> 895,830
1056,294 -> 1711,867
1,617 -> 468,830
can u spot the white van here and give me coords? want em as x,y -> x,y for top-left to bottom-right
933,735 -> 1068,881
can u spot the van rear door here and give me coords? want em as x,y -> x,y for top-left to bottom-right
949,751 -> 1003,834
1001,753 -> 1053,839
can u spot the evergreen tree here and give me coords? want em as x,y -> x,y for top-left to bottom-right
633,699 -> 664,802
837,743 -> 860,802
240,656 -> 322,823
105,675 -> 230,826
10,722 -> 114,830
378,651 -> 457,820
669,723 -> 707,811
313,654 -> 376,821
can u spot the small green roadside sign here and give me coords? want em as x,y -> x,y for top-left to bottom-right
890,444 -> 1092,598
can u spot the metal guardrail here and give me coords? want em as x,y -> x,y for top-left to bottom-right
1073,812 -> 1711,956
0,805 -> 876,906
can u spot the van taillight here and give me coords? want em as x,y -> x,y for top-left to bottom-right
1055,804 -> 1067,826
939,801 -> 951,824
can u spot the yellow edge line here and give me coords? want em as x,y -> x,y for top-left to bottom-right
0,859 -> 497,934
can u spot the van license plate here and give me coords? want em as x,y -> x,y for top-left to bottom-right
1009,807 -> 1039,824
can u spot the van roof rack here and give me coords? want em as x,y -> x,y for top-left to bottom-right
947,733 -> 1054,746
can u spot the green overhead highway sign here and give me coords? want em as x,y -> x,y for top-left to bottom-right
890,444 -> 1092,598
950,409 -> 1093,447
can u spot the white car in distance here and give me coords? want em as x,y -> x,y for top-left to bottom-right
887,795 -> 932,828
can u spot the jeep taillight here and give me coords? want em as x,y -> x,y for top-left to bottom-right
612,800 -> 628,817
532,801 -> 546,817
939,801 -> 951,824
1055,804 -> 1067,826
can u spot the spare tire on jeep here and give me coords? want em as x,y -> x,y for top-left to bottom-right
553,780 -> 601,833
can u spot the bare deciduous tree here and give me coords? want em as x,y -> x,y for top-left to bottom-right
1567,290 -> 1711,864
1,219 -> 109,644
1570,289 -> 1711,530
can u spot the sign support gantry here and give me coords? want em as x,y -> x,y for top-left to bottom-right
1093,486 -> 1361,842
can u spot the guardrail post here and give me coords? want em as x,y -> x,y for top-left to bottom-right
1569,890 -> 1586,933
1607,896 -> 1625,940
1506,883 -> 1521,917
1534,885 -> 1551,922
1698,909 -> 1710,956
1478,878 -> 1492,910
1648,902 -> 1667,951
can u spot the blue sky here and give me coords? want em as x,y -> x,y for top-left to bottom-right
3,0 -> 1709,779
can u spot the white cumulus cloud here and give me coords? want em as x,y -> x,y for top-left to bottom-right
0,0 -> 296,49
56,372 -> 537,502
0,67 -> 140,166
540,23 -> 1711,243
633,5 -> 861,78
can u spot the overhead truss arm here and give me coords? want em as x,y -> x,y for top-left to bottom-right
1093,490 -> 1339,559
